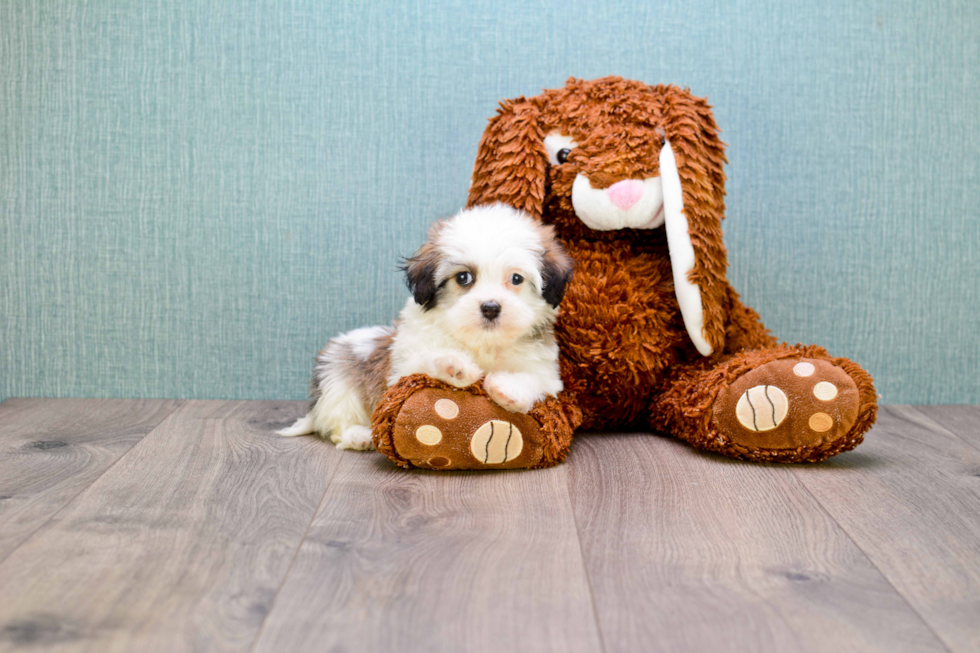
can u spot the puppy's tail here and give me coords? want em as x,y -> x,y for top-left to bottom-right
277,414 -> 314,437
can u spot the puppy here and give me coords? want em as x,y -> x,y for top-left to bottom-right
278,203 -> 574,450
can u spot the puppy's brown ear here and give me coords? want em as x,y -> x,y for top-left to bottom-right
467,97 -> 547,219
658,85 -> 729,356
400,240 -> 441,311
538,225 -> 574,308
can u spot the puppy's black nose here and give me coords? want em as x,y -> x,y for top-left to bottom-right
480,301 -> 501,320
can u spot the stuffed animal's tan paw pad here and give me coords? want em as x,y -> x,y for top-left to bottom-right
415,424 -> 443,445
470,420 -> 523,464
714,358 -> 861,452
734,385 -> 789,432
434,398 -> 459,419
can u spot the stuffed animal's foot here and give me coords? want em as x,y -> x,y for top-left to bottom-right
654,345 -> 877,463
712,357 -> 867,461
371,374 -> 580,470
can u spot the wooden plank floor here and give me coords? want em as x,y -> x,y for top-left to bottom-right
1,400 -> 978,653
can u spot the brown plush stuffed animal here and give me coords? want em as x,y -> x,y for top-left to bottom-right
372,76 -> 877,469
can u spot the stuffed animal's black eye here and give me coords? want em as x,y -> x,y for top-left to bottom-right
557,148 -> 571,164
511,273 -> 524,285
455,271 -> 473,286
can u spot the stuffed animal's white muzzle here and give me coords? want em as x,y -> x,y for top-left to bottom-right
571,175 -> 665,231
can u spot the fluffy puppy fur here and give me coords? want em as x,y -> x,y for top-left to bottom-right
278,203 -> 573,450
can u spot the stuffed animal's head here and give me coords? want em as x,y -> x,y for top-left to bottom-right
466,76 -> 729,357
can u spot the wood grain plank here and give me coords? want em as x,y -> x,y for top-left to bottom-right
0,400 -> 337,653
792,405 -> 980,653
567,432 -> 947,653
0,398 -> 180,562
251,452 -> 602,653
909,405 -> 980,451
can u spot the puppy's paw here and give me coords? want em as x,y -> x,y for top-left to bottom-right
484,373 -> 539,413
332,425 -> 376,451
431,354 -> 483,388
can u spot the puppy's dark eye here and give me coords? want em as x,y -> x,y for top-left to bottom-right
511,273 -> 524,286
557,148 -> 571,164
455,271 -> 474,287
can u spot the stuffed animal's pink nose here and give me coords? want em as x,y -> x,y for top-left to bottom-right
607,179 -> 644,210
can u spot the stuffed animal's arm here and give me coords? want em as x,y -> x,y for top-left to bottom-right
722,288 -> 778,353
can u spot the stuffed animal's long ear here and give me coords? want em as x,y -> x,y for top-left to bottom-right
467,97 -> 547,219
659,88 -> 729,356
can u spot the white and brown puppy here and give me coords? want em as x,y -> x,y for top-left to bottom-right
278,203 -> 573,450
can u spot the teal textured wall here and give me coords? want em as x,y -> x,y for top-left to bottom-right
2,1 -> 978,404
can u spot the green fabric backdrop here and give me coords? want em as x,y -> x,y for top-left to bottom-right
2,0 -> 978,403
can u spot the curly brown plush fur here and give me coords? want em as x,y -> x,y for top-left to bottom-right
374,76 -> 876,467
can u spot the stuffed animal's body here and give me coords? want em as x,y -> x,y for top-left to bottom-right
372,77 -> 877,468
554,235 -> 761,430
